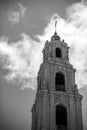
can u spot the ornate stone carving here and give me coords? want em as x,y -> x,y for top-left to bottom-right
54,93 -> 69,107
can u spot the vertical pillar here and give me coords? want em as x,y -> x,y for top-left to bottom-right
69,95 -> 77,130
41,91 -> 49,130
67,108 -> 71,130
76,95 -> 83,130
49,92 -> 55,130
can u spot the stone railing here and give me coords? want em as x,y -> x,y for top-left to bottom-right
56,85 -> 65,92
55,125 -> 67,130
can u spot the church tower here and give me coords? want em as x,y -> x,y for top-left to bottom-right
31,22 -> 83,130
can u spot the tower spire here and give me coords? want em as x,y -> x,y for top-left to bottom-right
51,20 -> 60,41
55,20 -> 57,33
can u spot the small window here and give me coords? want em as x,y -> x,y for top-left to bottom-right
56,48 -> 61,58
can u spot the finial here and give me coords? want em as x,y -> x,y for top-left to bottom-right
55,20 -> 57,33
51,20 -> 60,41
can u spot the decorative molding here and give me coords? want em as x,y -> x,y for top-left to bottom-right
54,93 -> 69,107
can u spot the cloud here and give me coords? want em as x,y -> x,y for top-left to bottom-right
8,11 -> 20,24
0,1 -> 87,90
8,3 -> 27,24
18,3 -> 27,17
0,34 -> 43,89
82,0 -> 87,3
65,2 -> 87,88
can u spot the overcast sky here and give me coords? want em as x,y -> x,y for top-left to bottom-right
0,0 -> 87,130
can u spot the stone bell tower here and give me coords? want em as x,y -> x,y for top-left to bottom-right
31,22 -> 83,130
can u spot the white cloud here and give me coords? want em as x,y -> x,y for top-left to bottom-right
0,34 -> 43,89
1,1 -> 87,89
8,11 -> 20,24
18,3 -> 27,17
8,3 -> 27,24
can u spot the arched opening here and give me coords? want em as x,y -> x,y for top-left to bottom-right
56,48 -> 61,58
55,72 -> 65,91
56,105 -> 67,130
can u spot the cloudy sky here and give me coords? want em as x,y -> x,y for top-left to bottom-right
0,0 -> 87,130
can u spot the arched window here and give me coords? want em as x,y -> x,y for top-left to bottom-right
56,105 -> 67,129
56,48 -> 61,58
55,72 -> 65,91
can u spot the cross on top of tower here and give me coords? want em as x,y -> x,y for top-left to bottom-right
51,20 -> 60,41
55,20 -> 57,33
